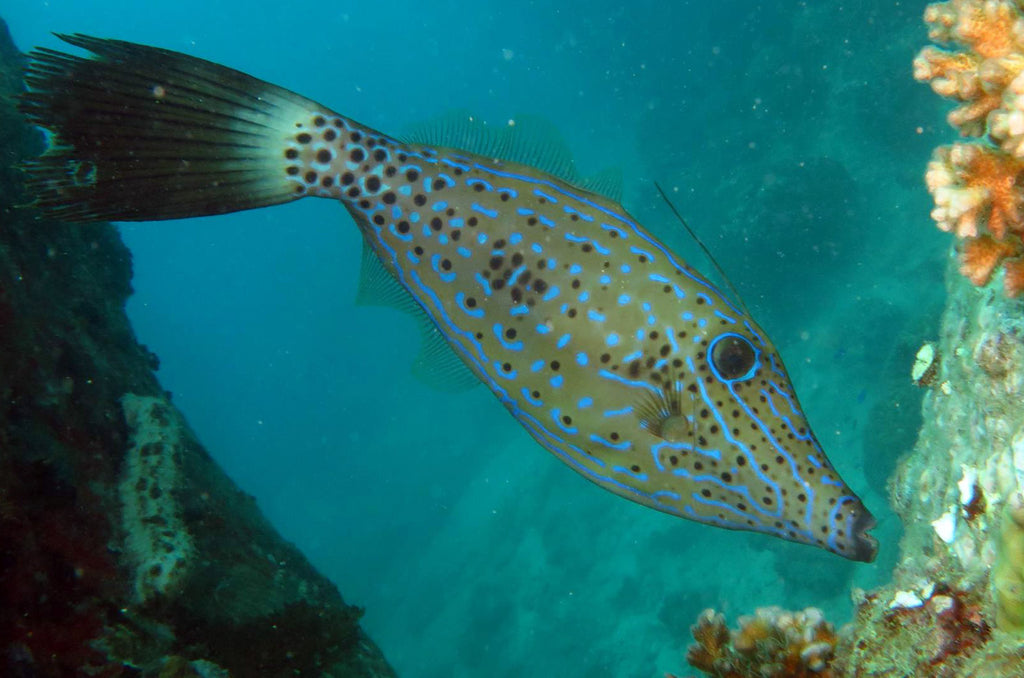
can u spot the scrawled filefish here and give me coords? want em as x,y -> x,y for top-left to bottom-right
20,35 -> 877,561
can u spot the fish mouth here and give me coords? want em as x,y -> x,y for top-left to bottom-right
848,505 -> 878,563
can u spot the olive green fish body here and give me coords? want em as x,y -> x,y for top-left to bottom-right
20,35 -> 877,561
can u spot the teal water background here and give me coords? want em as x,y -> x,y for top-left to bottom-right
9,2 -> 950,675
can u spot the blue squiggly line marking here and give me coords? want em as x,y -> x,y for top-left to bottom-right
591,433 -> 631,451
601,222 -> 628,238
474,272 -> 493,296
446,160 -> 738,313
686,355 -> 782,520
466,178 -> 493,191
598,369 -> 659,393
522,387 -> 543,406
493,323 -> 524,351
551,408 -> 578,435
613,465 -> 648,482
603,405 -> 633,417
472,203 -> 498,218
455,292 -> 484,318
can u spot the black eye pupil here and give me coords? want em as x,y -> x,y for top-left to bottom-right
712,335 -> 756,380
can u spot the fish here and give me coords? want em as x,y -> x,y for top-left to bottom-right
19,34 -> 877,561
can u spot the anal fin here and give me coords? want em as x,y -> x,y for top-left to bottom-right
356,239 -> 479,393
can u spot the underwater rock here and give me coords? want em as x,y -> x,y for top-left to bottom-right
0,17 -> 394,677
829,259 -> 1024,676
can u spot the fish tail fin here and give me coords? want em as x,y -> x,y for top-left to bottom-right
20,34 -> 338,222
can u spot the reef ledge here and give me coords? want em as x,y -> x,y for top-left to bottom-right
0,17 -> 396,678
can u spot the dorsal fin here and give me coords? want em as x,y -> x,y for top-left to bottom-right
356,238 -> 479,393
577,167 -> 623,204
403,111 -> 620,201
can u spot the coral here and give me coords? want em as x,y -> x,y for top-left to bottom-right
679,607 -> 837,678
1005,254 -> 1024,291
916,0 -> 1024,296
683,610 -> 731,675
914,0 -> 1024,137
926,143 -> 1023,240
993,492 -> 1024,632
924,143 -> 1024,294
961,234 -> 1022,285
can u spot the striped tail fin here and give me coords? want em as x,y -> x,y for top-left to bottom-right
20,34 -> 337,222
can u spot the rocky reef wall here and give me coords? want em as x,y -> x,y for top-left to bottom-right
833,257 -> 1024,676
0,17 -> 395,678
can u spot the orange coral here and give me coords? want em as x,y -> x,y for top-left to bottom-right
988,71 -> 1024,157
685,610 -> 733,676
915,0 -> 1024,135
730,613 -> 775,653
960,234 -> 1021,285
925,143 -> 1024,240
682,607 -> 837,678
913,0 -> 1024,158
914,46 -> 1000,135
926,0 -> 1022,59
922,141 -> 1024,294
1003,255 -> 1024,294
917,1 -> 1024,296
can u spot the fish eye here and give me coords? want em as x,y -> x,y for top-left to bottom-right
709,333 -> 758,382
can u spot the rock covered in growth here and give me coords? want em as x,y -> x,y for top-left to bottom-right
832,253 -> 1024,675
887,263 -> 1024,602
837,581 -> 994,676
0,16 -> 394,677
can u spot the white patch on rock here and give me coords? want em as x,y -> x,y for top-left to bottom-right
919,581 -> 936,600
957,465 -> 977,508
932,509 -> 957,544
1013,432 -> 1024,489
889,590 -> 924,609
